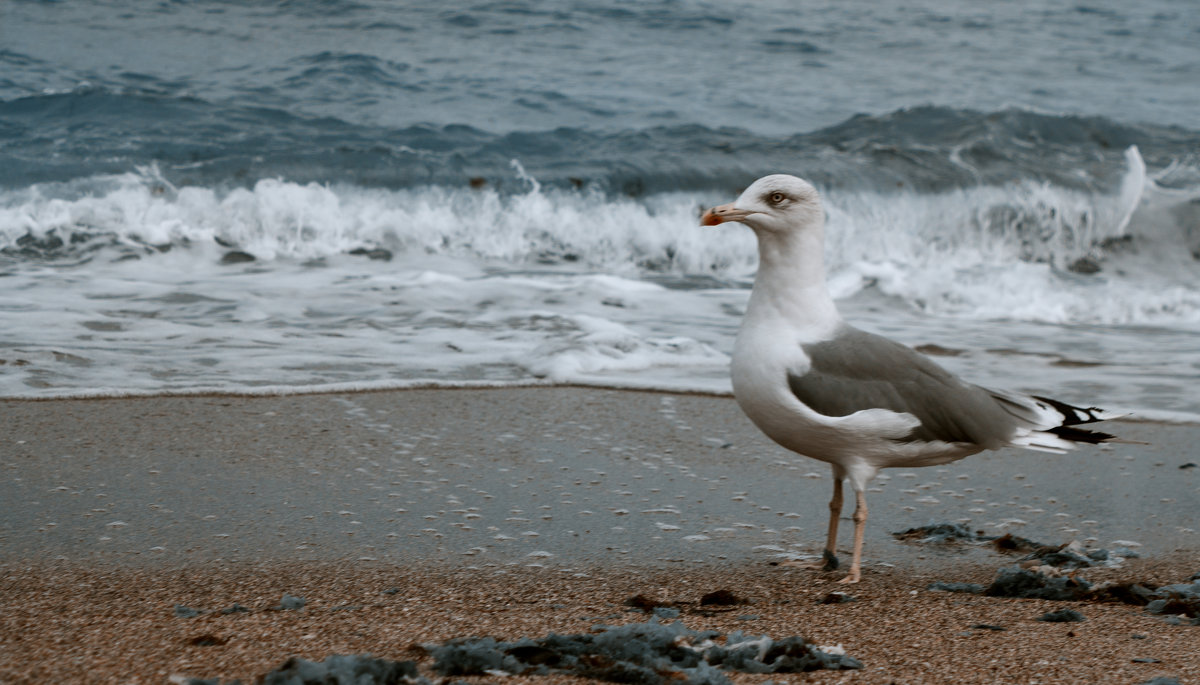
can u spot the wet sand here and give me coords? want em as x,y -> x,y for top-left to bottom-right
2,387 -> 1198,683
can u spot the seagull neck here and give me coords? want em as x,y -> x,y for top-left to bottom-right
749,229 -> 840,328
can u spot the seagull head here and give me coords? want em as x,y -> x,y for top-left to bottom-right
700,174 -> 823,235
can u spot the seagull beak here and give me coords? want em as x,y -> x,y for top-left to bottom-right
701,203 -> 755,226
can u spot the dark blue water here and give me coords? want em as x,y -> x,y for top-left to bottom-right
1,0 -> 1199,415
2,0 -> 1198,194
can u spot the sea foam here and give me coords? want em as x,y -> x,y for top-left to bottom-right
2,152 -> 1199,417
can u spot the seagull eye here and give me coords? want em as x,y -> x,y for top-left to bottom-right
768,192 -> 786,205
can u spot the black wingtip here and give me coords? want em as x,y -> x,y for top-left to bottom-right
1031,395 -> 1110,426
1046,425 -> 1116,444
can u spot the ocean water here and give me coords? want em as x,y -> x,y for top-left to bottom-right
2,0 -> 1200,421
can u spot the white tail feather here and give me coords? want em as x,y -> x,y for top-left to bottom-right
1009,428 -> 1073,454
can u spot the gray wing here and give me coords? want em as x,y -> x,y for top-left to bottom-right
787,326 -> 1023,447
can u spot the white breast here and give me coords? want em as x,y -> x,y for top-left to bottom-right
730,314 -> 827,451
730,308 -> 959,468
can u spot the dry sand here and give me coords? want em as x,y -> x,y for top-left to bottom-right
2,558 -> 1199,684
1,387 -> 1198,683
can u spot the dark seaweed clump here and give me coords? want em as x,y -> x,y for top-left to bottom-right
892,522 -> 988,544
186,654 -> 424,685
892,523 -> 1138,568
927,566 -> 1095,600
1037,608 -> 1085,623
261,656 -> 421,685
984,567 -> 1095,601
1143,579 -> 1200,625
929,565 -> 1200,627
190,619 -> 863,685
430,618 -> 861,684
891,522 -> 1050,551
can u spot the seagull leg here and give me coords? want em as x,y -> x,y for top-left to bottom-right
838,489 -> 868,584
822,472 -> 843,571
780,466 -> 844,572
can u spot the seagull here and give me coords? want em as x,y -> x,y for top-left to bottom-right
701,174 -> 1122,584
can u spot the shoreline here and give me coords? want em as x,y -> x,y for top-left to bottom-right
2,386 -> 1198,683
5,381 -> 1197,426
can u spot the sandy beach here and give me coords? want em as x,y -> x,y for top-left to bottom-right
2,387 -> 1198,683
7,2 -> 1200,683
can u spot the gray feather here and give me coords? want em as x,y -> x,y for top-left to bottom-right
787,326 -> 1020,447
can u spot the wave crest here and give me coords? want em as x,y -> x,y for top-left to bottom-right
2,145 -> 1199,327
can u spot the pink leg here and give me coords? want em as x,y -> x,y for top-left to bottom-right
838,490 -> 868,584
822,475 -> 843,571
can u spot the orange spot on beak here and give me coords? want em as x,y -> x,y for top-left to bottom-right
700,208 -> 725,226
701,202 -> 742,226
696,202 -> 748,226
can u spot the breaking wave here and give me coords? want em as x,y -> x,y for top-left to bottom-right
3,144 -> 1198,327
